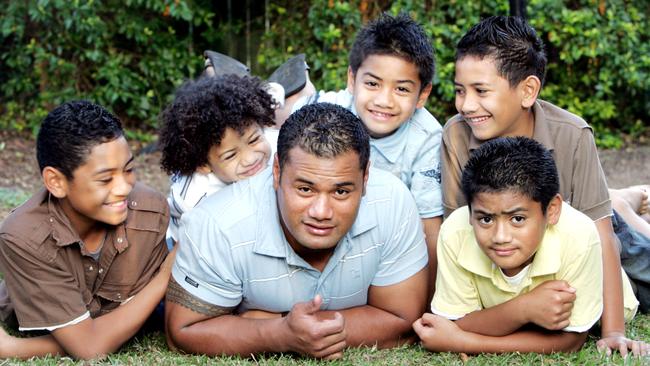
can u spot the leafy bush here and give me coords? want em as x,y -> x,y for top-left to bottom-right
1,1 -> 647,147
0,0 -> 209,132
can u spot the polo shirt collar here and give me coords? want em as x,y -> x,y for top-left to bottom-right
46,189 -> 129,253
46,191 -> 83,247
348,193 -> 378,237
467,101 -> 555,152
457,222 -> 562,283
369,122 -> 409,164
252,175 -> 288,259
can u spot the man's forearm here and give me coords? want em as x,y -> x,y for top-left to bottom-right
333,304 -> 417,348
422,216 -> 441,300
167,312 -> 288,356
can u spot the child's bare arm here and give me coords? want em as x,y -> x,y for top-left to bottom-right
454,280 -> 576,337
422,216 -> 442,299
593,217 -> 641,356
0,248 -> 176,360
0,249 -> 176,360
414,313 -> 587,354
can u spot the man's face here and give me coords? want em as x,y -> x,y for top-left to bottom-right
470,190 -> 560,277
202,125 -> 271,183
59,136 -> 136,230
273,147 -> 368,258
347,54 -> 431,138
454,56 -> 532,141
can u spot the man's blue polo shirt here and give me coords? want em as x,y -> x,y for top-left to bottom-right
171,166 -> 428,312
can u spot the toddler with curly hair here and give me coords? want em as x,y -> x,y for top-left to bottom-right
159,74 -> 276,247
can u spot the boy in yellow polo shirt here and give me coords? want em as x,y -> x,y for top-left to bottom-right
414,137 -> 641,354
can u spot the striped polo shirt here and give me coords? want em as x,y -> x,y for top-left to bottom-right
171,166 -> 428,312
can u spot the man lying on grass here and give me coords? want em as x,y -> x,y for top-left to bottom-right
165,103 -> 428,359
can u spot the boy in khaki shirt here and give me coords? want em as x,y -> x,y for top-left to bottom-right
0,101 -> 175,359
439,15 -> 647,356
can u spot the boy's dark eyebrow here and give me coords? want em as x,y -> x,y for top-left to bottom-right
364,71 -> 416,86
471,208 -> 493,216
502,207 -> 528,215
472,207 -> 528,216
454,80 -> 490,87
93,155 -> 134,176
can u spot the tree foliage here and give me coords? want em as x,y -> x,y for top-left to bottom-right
1,0 -> 648,147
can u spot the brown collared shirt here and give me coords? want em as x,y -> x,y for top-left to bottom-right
441,99 -> 611,221
0,182 -> 169,331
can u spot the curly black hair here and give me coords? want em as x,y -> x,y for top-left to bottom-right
349,12 -> 435,89
159,74 -> 275,176
37,100 -> 123,179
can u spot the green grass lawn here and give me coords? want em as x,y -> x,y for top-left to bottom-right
2,314 -> 648,365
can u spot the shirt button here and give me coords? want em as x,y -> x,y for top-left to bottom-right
49,217 -> 54,223
117,293 -> 121,299
98,268 -> 103,274
88,266 -> 93,271
131,201 -> 137,207
117,237 -> 123,244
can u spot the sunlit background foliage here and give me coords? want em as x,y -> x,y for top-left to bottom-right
1,0 -> 648,148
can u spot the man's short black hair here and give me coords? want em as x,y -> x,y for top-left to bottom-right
456,15 -> 547,87
461,137 -> 559,214
349,12 -> 435,89
159,74 -> 275,176
36,100 -> 124,179
277,103 -> 370,171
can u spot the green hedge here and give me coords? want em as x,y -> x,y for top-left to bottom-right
1,1 -> 648,148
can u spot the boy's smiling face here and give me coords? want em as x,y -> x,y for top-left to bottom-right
347,54 -> 431,138
202,124 -> 271,183
469,190 -> 561,276
454,56 -> 536,141
58,136 -> 135,231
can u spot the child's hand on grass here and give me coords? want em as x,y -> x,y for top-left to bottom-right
596,332 -> 650,358
413,313 -> 466,352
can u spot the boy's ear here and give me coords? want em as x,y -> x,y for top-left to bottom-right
346,67 -> 356,93
416,83 -> 433,109
545,193 -> 563,225
520,75 -> 542,109
42,166 -> 69,199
